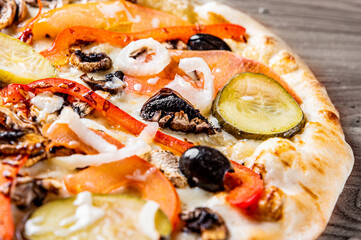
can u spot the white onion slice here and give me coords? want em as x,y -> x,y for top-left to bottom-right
115,38 -> 171,76
166,57 -> 214,114
47,107 -> 117,153
52,123 -> 158,169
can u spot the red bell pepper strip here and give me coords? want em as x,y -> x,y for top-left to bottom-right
40,24 -> 246,66
0,79 -> 193,154
224,161 -> 264,209
0,155 -> 28,240
63,155 -> 181,229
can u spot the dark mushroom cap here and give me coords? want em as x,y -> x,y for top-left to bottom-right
140,88 -> 216,134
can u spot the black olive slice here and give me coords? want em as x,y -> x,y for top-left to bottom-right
140,88 -> 216,135
187,33 -> 231,51
179,146 -> 234,192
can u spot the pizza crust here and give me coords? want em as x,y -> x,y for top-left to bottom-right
138,0 -> 354,239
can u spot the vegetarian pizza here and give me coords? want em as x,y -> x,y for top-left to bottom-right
0,0 -> 354,239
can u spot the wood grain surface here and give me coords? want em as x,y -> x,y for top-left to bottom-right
223,0 -> 361,239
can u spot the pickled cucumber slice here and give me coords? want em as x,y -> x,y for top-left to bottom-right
0,33 -> 56,84
24,193 -> 171,240
212,73 -> 304,139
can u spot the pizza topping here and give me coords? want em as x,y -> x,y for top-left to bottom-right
80,71 -> 127,96
11,176 -> 61,210
179,146 -> 234,192
41,24 -> 245,66
187,33 -> 231,51
212,73 -> 305,139
0,107 -> 49,166
146,150 -> 188,188
115,38 -> 171,76
64,156 -> 181,229
29,0 -> 190,40
166,57 -> 214,114
23,192 -> 172,239
0,0 -> 16,30
180,207 -> 228,240
140,88 -> 215,135
247,186 -> 284,221
0,32 -> 56,84
69,50 -> 112,73
25,0 -> 68,9
69,99 -> 93,118
47,107 -> 118,153
30,92 -> 64,123
162,39 -> 188,50
224,161 -> 263,208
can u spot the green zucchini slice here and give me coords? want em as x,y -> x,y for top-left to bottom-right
24,193 -> 171,240
212,73 -> 305,139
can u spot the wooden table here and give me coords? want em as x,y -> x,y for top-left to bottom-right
226,0 -> 361,239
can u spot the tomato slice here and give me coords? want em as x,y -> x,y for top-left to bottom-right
224,161 -> 264,209
64,156 -> 181,229
40,24 -> 245,66
29,0 -> 190,40
125,50 -> 302,104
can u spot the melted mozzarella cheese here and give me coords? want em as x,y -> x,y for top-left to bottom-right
30,92 -> 64,121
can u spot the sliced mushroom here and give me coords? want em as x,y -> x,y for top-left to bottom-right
0,0 -> 16,29
71,99 -> 94,117
15,0 -> 27,22
162,39 -> 188,50
0,107 -> 49,167
11,176 -> 61,210
80,71 -> 127,96
70,50 -> 113,72
146,150 -> 187,188
140,88 -> 216,134
180,207 -> 228,240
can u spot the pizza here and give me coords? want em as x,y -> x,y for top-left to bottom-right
0,0 -> 354,239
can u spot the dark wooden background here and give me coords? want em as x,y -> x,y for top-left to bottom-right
225,0 -> 361,239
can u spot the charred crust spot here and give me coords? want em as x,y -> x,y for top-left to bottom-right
265,36 -> 277,45
283,52 -> 295,61
319,109 -> 340,124
140,88 -> 216,135
180,207 -> 228,240
310,161 -> 325,175
70,50 -> 113,72
299,183 -> 319,200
